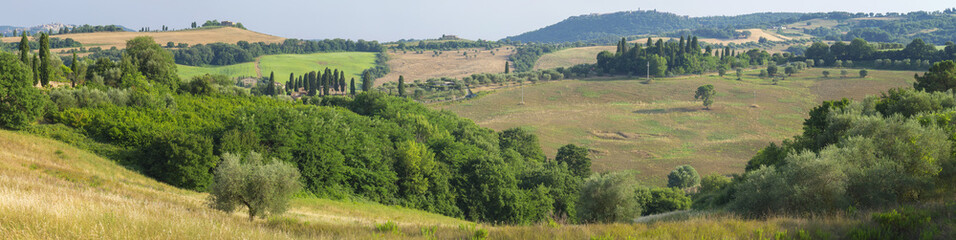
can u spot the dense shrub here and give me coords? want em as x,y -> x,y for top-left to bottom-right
0,53 -> 49,129
728,88 -> 956,217
142,131 -> 219,191
577,173 -> 641,223
667,165 -> 700,189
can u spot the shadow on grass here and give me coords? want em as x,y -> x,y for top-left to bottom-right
634,107 -> 700,114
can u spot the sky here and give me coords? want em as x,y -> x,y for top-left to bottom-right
0,0 -> 953,42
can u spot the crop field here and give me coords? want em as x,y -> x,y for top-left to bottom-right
0,27 -> 285,53
434,68 -> 917,185
376,47 -> 512,86
534,46 -> 614,70
176,52 -> 376,80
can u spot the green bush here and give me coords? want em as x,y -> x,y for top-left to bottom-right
577,173 -> 640,223
142,131 -> 219,191
0,52 -> 48,130
667,165 -> 700,189
635,187 -> 691,215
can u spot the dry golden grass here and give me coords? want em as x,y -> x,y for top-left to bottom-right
1,27 -> 284,53
0,129 -> 469,239
377,47 -> 512,86
534,46 -> 614,70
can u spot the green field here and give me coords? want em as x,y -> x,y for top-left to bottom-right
435,68 -> 917,185
259,52 -> 376,81
176,52 -> 377,80
534,46 -> 613,70
177,62 -> 258,79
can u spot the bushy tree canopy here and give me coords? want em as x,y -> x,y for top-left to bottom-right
208,152 -> 302,221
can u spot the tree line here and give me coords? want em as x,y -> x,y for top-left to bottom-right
799,38 -> 956,69
596,36 -> 771,77
172,39 -> 385,66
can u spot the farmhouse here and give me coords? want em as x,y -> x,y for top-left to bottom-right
439,34 -> 459,40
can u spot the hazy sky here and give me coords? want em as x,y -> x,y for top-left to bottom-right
1,0 -> 953,41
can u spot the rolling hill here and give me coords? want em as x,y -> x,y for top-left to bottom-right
504,11 -> 804,43
0,27 -> 284,51
0,128 -> 856,239
435,68 -> 916,185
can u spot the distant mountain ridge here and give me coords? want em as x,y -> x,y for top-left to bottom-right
504,10 -> 804,43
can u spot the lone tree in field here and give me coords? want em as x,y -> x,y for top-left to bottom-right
840,69 -> 848,78
859,69 -> 869,78
736,68 -> 743,80
397,75 -> 405,97
784,66 -> 796,76
694,84 -> 716,110
505,61 -> 510,74
914,60 -> 956,93
667,165 -> 700,189
766,65 -> 778,77
208,152 -> 301,221
822,70 -> 831,78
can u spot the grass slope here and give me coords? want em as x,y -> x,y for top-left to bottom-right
435,68 -> 916,185
0,129 -> 473,239
176,52 -> 376,80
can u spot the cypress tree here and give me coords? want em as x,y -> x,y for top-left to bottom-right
620,37 -> 628,54
289,73 -> 294,91
70,52 -> 78,87
322,68 -> 331,96
505,61 -> 510,74
32,55 -> 39,86
397,75 -> 405,97
39,33 -> 50,87
350,78 -> 356,96
338,71 -> 346,92
18,33 -> 29,64
307,72 -> 316,96
361,71 -> 372,91
268,71 -> 275,96
332,69 -> 339,91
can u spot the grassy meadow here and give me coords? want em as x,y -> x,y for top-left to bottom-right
176,52 -> 377,80
177,62 -> 258,79
435,68 -> 917,185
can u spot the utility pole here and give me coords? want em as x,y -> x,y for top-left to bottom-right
520,81 -> 525,105
647,61 -> 650,80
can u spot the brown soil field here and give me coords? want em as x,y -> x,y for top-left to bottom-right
2,27 -> 284,53
376,47 -> 512,86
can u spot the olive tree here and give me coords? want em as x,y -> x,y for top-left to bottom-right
667,165 -> 700,189
208,152 -> 302,221
694,85 -> 716,110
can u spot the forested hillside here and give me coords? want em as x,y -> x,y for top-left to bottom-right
504,11 -> 804,43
